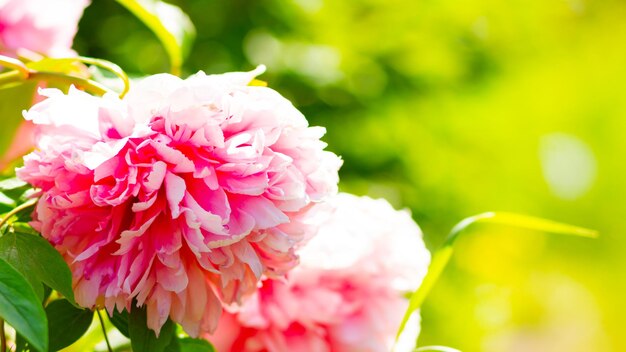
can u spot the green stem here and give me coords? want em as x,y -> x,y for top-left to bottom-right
75,56 -> 130,98
0,318 -> 5,352
34,57 -> 131,98
0,70 -> 23,87
394,212 -> 597,347
0,55 -> 29,78
0,69 -> 112,96
97,310 -> 114,352
30,72 -> 111,96
0,198 -> 38,230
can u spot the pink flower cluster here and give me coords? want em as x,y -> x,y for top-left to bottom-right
4,0 -> 432,348
17,67 -> 341,336
0,0 -> 90,57
208,193 -> 431,352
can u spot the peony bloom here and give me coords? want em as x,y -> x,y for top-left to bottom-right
17,67 -> 342,336
208,193 -> 431,352
0,0 -> 90,169
0,0 -> 90,57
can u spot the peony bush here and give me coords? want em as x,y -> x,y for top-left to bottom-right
0,1 -> 596,352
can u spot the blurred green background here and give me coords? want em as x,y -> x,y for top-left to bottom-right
74,0 -> 622,350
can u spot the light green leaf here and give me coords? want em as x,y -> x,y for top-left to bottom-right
0,193 -> 16,213
0,257 -> 48,352
0,178 -> 35,223
29,57 -> 130,98
394,212 -> 597,348
415,346 -> 462,352
129,306 -> 176,352
26,58 -> 85,76
0,177 -> 27,191
46,299 -> 94,351
10,222 -> 39,236
0,232 -> 76,305
447,212 -> 598,242
0,82 -> 37,163
115,0 -> 196,75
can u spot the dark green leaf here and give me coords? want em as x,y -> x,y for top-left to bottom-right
164,336 -> 180,352
179,338 -> 216,352
0,232 -> 76,305
45,299 -> 94,351
15,332 -> 32,352
109,309 -> 130,337
129,306 -> 176,352
0,257 -> 47,352
0,82 -> 37,163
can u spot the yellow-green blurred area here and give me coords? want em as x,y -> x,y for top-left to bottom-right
75,0 -> 624,351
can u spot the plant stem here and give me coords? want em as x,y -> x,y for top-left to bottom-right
97,310 -> 113,352
0,70 -> 23,87
0,319 -> 6,352
0,70 -> 113,96
0,55 -> 29,78
0,198 -> 38,230
75,57 -> 130,97
30,72 -> 110,96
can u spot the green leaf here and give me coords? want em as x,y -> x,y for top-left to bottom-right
164,336 -> 180,352
26,58 -> 85,77
10,222 -> 39,236
0,82 -> 37,163
0,193 -> 15,211
129,306 -> 176,352
415,347 -> 461,352
394,211 -> 598,348
0,232 -> 76,305
0,177 -> 27,191
179,338 -> 216,352
447,212 -> 598,242
29,57 -> 130,98
0,257 -> 48,352
46,299 -> 94,351
115,0 -> 195,75
165,337 -> 217,352
15,332 -> 32,352
109,309 -> 130,337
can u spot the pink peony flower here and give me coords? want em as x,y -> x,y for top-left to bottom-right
207,193 -> 431,352
17,66 -> 342,336
0,0 -> 90,57
0,0 -> 89,169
